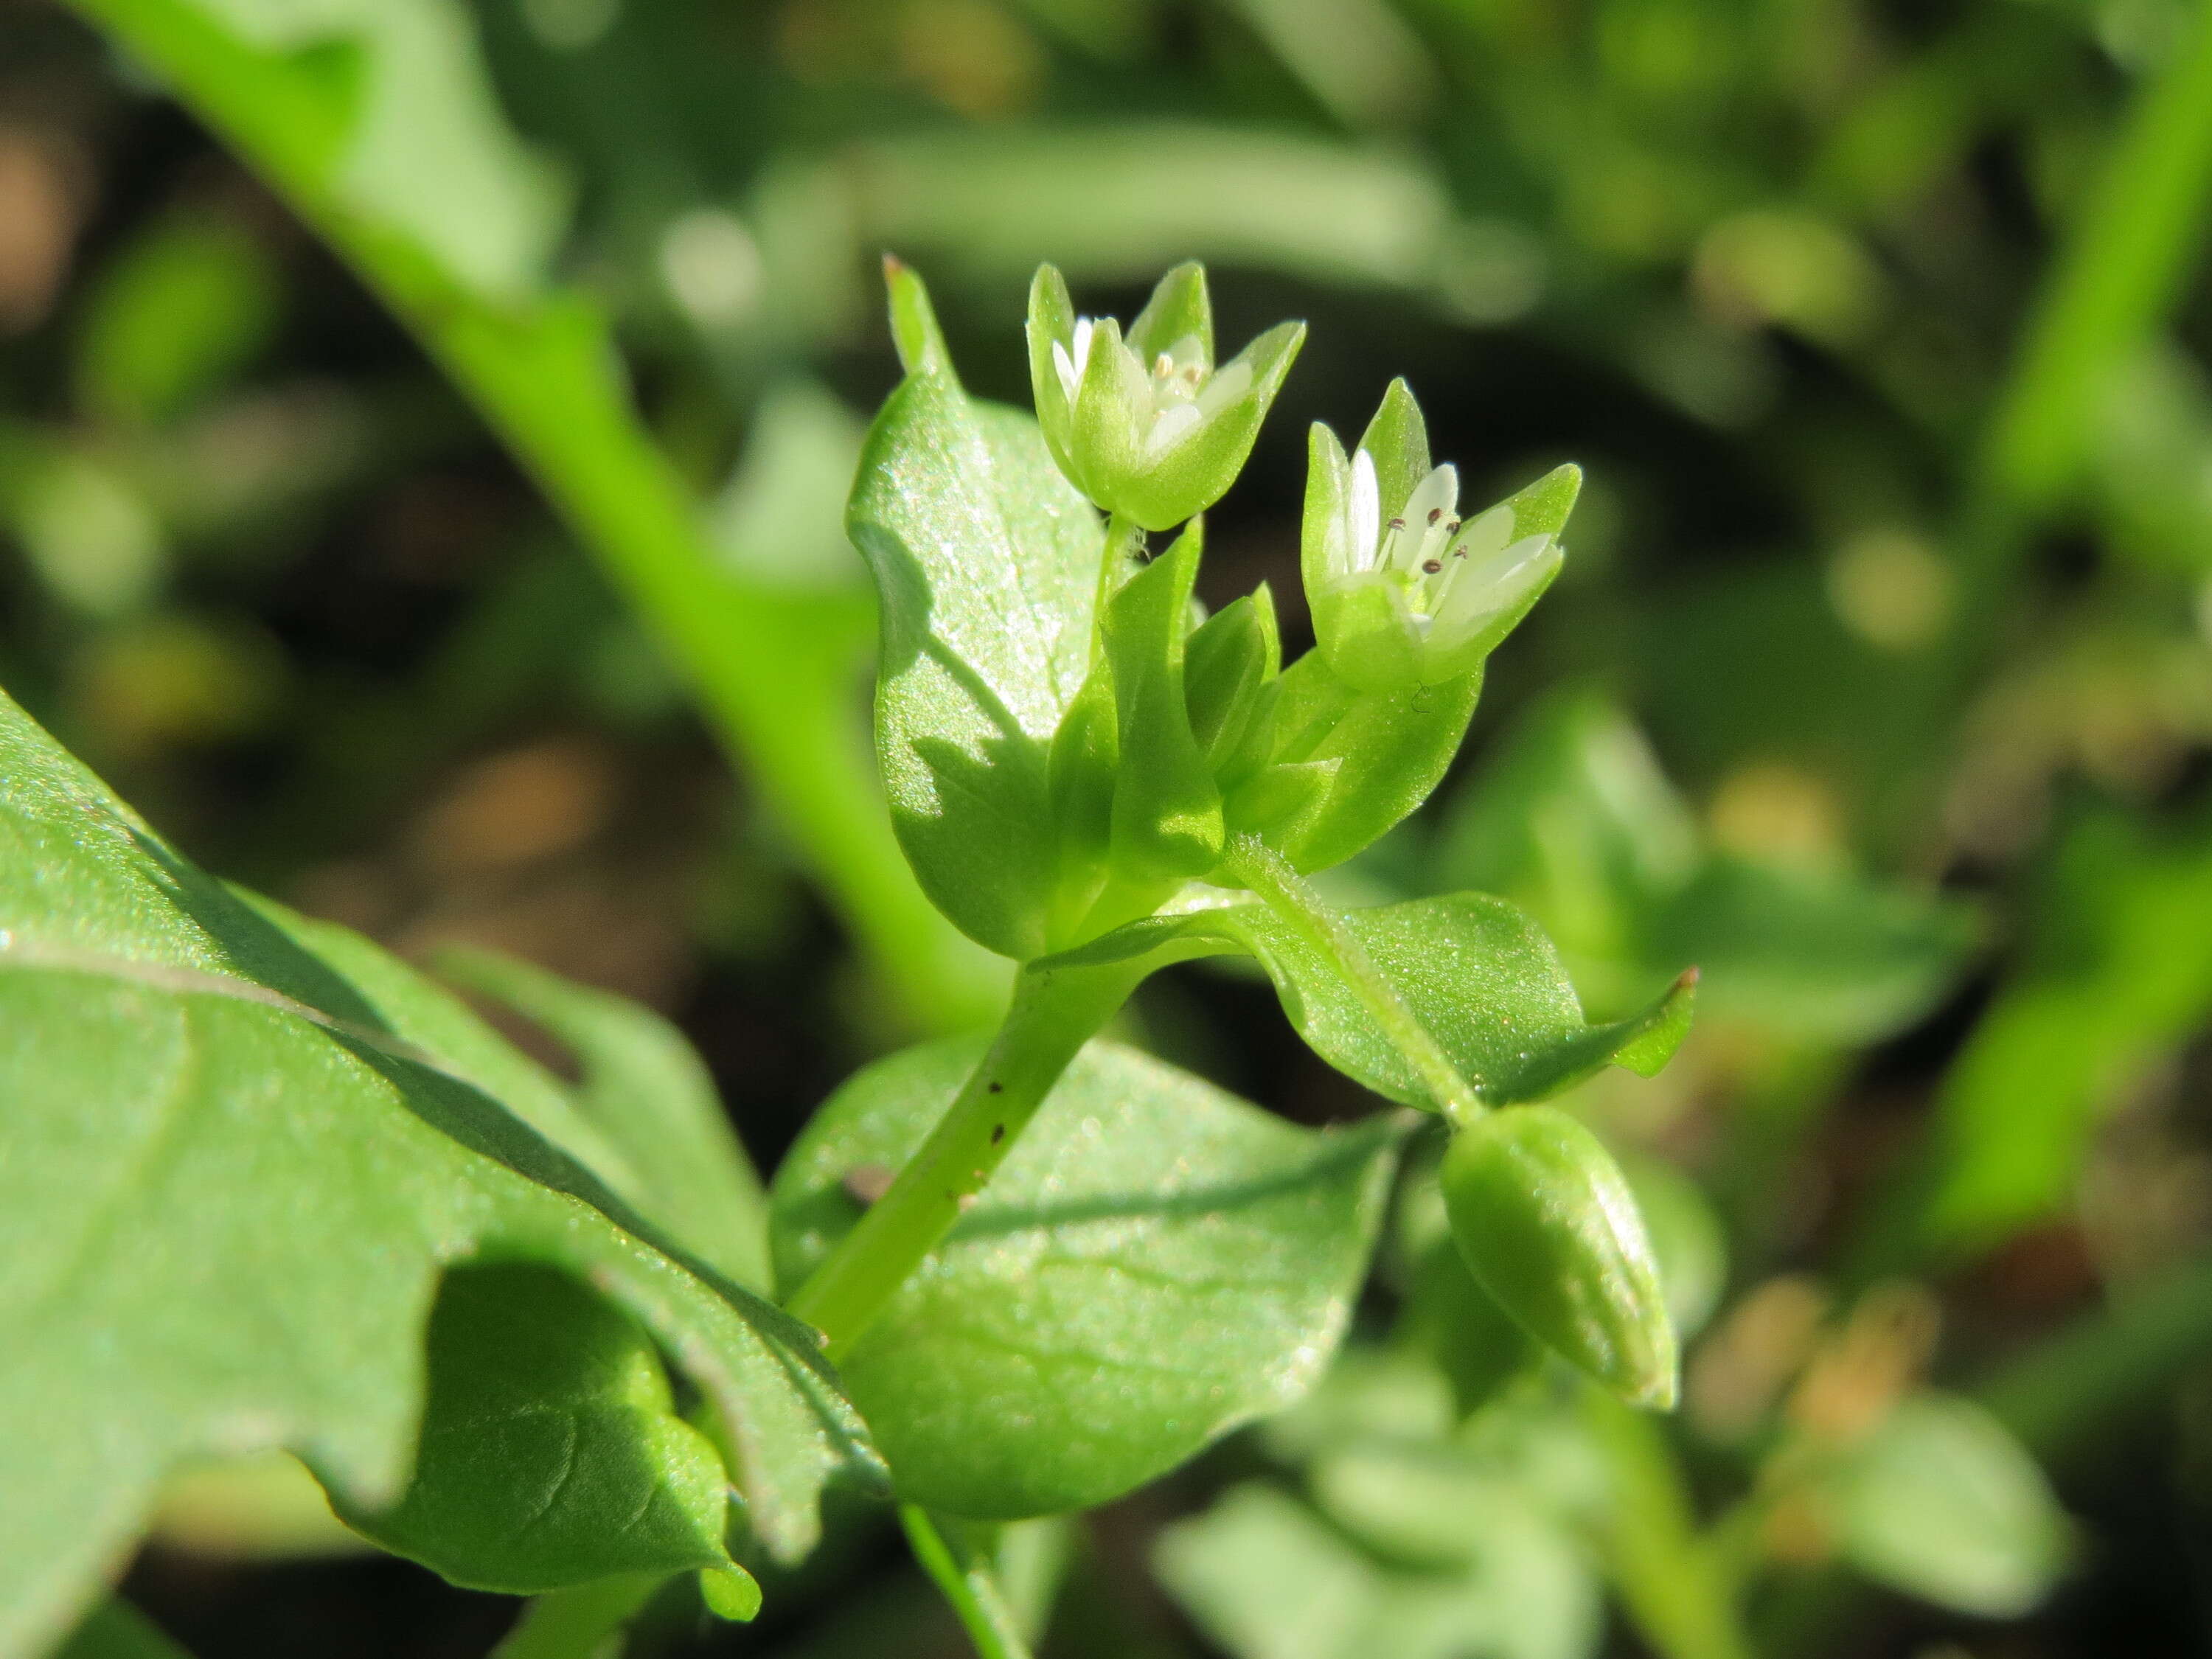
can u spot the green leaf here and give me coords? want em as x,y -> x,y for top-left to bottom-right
854,125 -> 1456,295
1068,893 -> 1693,1110
770,1037 -> 1402,1519
1827,1393 -> 2070,1618
847,351 -> 1104,960
335,1264 -> 752,1599
0,690 -> 881,1655
1264,652 -> 1483,874
1155,1482 -> 1597,1659
434,946 -> 773,1295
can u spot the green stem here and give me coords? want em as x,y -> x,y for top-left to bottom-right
1582,1388 -> 1756,1659
65,0 -> 993,1035
1094,512 -> 1149,612
1222,833 -> 1481,1124
488,1575 -> 663,1659
902,1507 -> 1037,1659
786,958 -> 1143,1358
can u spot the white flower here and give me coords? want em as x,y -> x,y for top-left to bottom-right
1323,448 -> 1560,662
1027,262 -> 1304,530
1051,319 -> 1256,459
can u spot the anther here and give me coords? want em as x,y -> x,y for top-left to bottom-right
1427,508 -> 1443,524
1422,559 -> 1444,574
1388,517 -> 1406,531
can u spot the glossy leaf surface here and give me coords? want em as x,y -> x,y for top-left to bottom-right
1059,891 -> 1693,1111
848,354 -> 1102,960
0,692 -> 880,1654
771,1037 -> 1402,1518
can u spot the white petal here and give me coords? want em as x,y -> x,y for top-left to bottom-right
1147,403 -> 1203,454
1071,316 -> 1096,368
1194,358 -> 1252,416
1391,465 -> 1460,571
1052,340 -> 1079,403
1450,504 -> 1513,564
1434,534 -> 1558,641
1347,450 -> 1381,573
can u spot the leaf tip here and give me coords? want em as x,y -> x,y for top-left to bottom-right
881,252 -> 951,380
700,1565 -> 763,1622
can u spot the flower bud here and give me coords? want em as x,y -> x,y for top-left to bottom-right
1303,380 -> 1579,692
1027,262 -> 1304,531
1439,1105 -> 1678,1409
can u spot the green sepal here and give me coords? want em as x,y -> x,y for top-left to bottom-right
1224,757 -> 1340,843
1312,573 -> 1428,693
1354,378 -> 1431,524
1127,260 -> 1214,366
1440,1107 -> 1678,1410
1026,262 -> 1079,467
1183,584 -> 1281,776
1102,524 -> 1225,882
1500,462 -> 1583,540
1069,313 -> 1148,508
1116,319 -> 1307,531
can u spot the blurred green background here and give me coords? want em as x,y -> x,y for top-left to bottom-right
13,0 -> 2212,1653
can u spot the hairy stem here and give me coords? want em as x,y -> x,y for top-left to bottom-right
786,959 -> 1143,1358
1222,834 -> 1482,1124
902,1508 -> 1037,1659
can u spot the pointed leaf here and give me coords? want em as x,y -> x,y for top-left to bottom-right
1264,651 -> 1483,873
1046,892 -> 1694,1110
